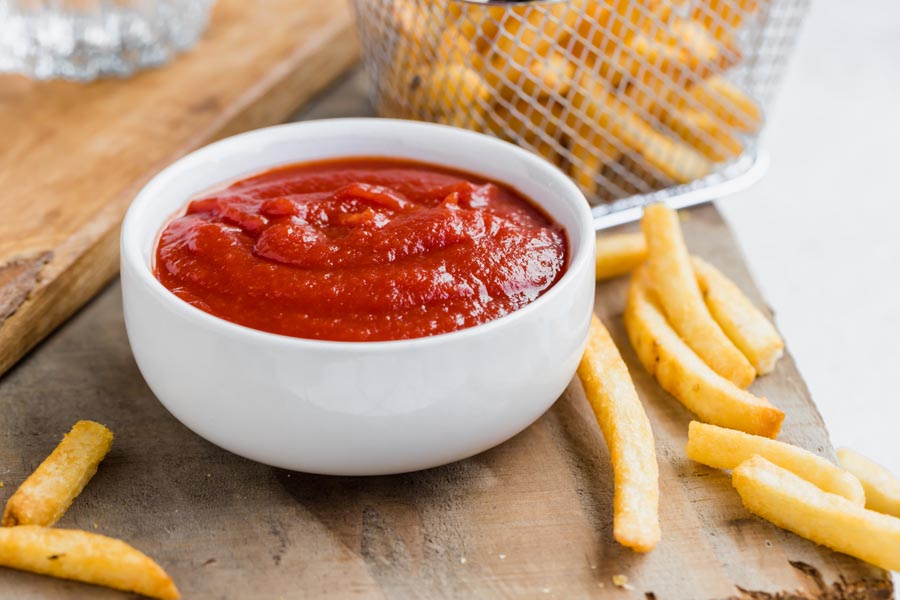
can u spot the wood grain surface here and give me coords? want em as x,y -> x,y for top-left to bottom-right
0,71 -> 892,599
0,0 -> 359,378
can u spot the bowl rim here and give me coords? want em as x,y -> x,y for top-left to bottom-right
121,117 -> 594,352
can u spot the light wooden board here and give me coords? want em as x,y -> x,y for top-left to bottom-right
0,71 -> 892,599
0,0 -> 359,377
0,219 -> 892,598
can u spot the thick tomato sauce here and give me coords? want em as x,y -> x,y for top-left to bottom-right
155,158 -> 568,341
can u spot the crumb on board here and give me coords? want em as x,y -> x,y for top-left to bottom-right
499,554 -> 506,560
612,574 -> 634,591
542,588 -> 551,594
460,556 -> 467,565
92,522 -> 98,529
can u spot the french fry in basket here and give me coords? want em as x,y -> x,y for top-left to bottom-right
3,420 -> 113,527
838,448 -> 900,518
574,75 -> 712,184
569,123 -> 622,197
692,256 -> 784,375
625,267 -> 784,438
0,526 -> 179,600
663,107 -> 743,162
686,75 -> 762,133
578,314 -> 660,552
595,233 -> 646,281
693,0 -> 761,44
520,52 -> 575,98
642,204 -> 756,387
418,64 -> 492,112
608,95 -> 713,184
687,422 -> 865,504
733,455 -> 900,572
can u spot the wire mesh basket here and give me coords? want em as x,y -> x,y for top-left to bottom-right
352,0 -> 808,226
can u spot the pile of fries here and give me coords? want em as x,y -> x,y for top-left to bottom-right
579,203 -> 900,570
370,0 -> 767,202
0,421 -> 179,599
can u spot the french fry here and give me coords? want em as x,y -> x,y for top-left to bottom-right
578,314 -> 660,552
569,124 -> 622,197
591,233 -> 783,376
0,526 -> 179,600
412,63 -> 492,125
733,456 -> 900,572
532,139 -> 565,169
686,75 -> 762,133
3,420 -> 113,527
572,74 -> 712,184
608,95 -> 713,184
687,422 -> 865,504
595,233 -> 646,281
838,448 -> 900,518
485,99 -> 563,146
492,2 -> 572,90
663,107 -> 743,162
692,256 -> 784,375
521,52 -> 575,98
447,2 -> 503,53
625,267 -> 784,438
642,204 -> 756,386
693,0 -> 761,43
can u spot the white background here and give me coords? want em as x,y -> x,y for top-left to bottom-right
720,1 -> 900,475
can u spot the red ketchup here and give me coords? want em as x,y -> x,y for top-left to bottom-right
155,158 -> 568,341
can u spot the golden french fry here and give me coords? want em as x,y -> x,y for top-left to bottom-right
414,63 -> 492,119
492,3 -> 571,78
522,52 -> 575,98
573,75 -> 712,184
568,125 -> 622,197
578,314 -> 660,552
485,99 -> 563,146
434,28 -> 484,68
686,75 -> 762,133
687,421 -> 865,504
663,107 -> 743,162
693,0 -> 761,43
591,235 -> 782,376
625,267 -> 784,438
569,0 -> 667,86
3,421 -> 113,527
531,139 -> 564,168
838,448 -> 900,518
611,106 -> 712,183
392,0 -> 434,49
642,204 -> 756,386
733,455 -> 900,572
692,256 -> 784,375
0,526 -> 179,600
447,2 -> 503,52
595,233 -> 646,281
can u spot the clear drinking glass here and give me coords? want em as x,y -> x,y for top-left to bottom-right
0,0 -> 215,81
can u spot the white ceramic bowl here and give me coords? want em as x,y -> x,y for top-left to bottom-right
121,118 -> 595,475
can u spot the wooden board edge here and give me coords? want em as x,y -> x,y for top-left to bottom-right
0,17 -> 360,379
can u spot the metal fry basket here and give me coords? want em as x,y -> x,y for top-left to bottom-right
352,0 -> 809,227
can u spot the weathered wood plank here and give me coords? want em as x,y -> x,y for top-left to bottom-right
0,70 -> 891,600
0,0 -> 359,378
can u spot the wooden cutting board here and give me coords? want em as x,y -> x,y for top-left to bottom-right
0,203 -> 891,600
0,0 -> 359,377
0,72 -> 893,598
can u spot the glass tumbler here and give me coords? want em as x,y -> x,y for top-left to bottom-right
0,0 -> 215,81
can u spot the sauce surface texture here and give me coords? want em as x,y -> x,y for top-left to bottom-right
155,158 -> 568,341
